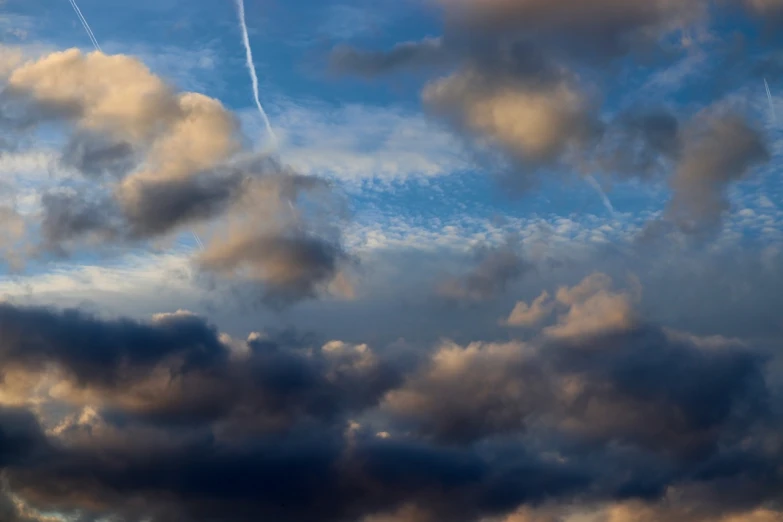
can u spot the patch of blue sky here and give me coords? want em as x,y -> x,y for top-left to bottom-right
4,0 -> 782,274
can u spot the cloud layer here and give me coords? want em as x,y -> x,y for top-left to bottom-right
0,272 -> 779,521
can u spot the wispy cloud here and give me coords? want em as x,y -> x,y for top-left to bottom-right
256,99 -> 471,185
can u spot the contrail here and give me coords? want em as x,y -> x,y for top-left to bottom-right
192,232 -> 205,251
765,77 -> 777,125
234,0 -> 278,151
66,2 -> 207,253
585,175 -> 615,216
68,0 -> 102,52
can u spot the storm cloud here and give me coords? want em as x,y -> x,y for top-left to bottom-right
0,272 -> 779,521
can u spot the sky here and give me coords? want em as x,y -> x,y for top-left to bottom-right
0,0 -> 782,521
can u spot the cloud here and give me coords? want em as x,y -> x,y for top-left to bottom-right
1,8 -> 783,520
0,47 -> 241,244
328,0 -> 780,235
504,291 -> 554,327
0,46 -> 350,303
388,274 -> 769,464
437,239 -> 531,302
436,0 -> 703,54
269,99 -> 470,184
0,265 -> 778,521
423,66 -> 597,169
664,111 -> 769,234
331,37 -> 447,77
196,169 -> 350,303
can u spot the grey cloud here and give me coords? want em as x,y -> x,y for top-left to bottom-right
197,170 -> 351,304
437,241 -> 531,302
591,108 -> 681,179
0,283 -> 778,522
331,37 -> 447,77
0,47 -> 351,305
437,0 -> 703,60
39,191 -> 119,253
666,111 -> 769,234
60,133 -> 137,178
389,275 -> 769,460
119,167 -> 246,239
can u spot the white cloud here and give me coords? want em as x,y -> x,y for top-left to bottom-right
245,99 -> 471,185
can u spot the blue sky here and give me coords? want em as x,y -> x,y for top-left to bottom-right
4,0 -> 782,247
0,0 -> 780,335
1,1 -> 783,521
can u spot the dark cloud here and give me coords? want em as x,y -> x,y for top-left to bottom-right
196,171 -> 351,304
60,133 -> 138,178
331,37 -> 447,77
39,191 -> 119,253
0,408 -> 49,467
437,240 -> 531,302
384,324 -> 768,458
0,304 -> 227,387
119,167 -> 246,239
0,275 -> 778,522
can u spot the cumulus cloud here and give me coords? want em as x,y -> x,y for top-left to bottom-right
504,291 -> 554,327
0,46 -> 349,302
504,274 -> 639,336
0,268 -> 778,521
424,68 -> 597,169
1,48 -> 242,243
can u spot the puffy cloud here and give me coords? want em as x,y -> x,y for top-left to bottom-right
545,273 -> 639,338
389,274 -> 769,459
196,170 -> 350,303
424,69 -> 596,167
504,274 -> 638,336
0,48 -> 241,244
504,291 -> 555,327
0,267 -> 779,521
0,46 -> 349,303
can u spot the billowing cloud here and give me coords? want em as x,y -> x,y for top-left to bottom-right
0,268 -> 778,521
0,46 -> 348,302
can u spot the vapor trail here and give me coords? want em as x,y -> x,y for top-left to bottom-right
66,2 -> 207,253
192,232 -> 205,251
234,0 -> 278,151
585,175 -> 615,216
68,0 -> 102,52
765,77 -> 777,125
